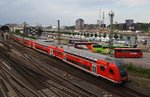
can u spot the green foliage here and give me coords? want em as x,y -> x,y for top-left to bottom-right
135,35 -> 138,41
94,33 -> 98,37
14,32 -> 36,39
127,63 -> 150,79
120,34 -> 123,40
108,34 -> 111,39
83,33 -> 86,36
28,36 -> 36,39
127,36 -> 131,41
114,33 -> 118,40
15,29 -> 21,35
111,23 -> 150,33
138,23 -> 150,32
103,33 -> 106,38
99,34 -> 101,37
86,33 -> 90,37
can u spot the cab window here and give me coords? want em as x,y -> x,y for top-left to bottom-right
109,69 -> 114,75
100,66 -> 105,71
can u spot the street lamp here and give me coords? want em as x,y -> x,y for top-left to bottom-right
57,20 -> 60,46
108,10 -> 114,57
23,22 -> 26,36
23,22 -> 26,46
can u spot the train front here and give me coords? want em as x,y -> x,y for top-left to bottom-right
114,59 -> 128,84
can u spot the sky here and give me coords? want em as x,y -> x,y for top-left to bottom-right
0,0 -> 150,26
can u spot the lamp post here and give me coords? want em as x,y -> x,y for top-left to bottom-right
108,10 -> 114,57
57,20 -> 60,46
23,22 -> 26,46
23,22 -> 26,36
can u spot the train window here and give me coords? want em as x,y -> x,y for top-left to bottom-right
84,65 -> 90,70
100,66 -> 105,71
102,47 -> 108,49
93,45 -> 102,48
109,69 -> 114,75
115,49 -> 122,52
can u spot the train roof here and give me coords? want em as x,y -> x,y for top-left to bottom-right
114,48 -> 142,50
15,35 -> 35,41
14,35 -> 54,46
62,45 -> 113,61
35,39 -> 55,46
34,38 -> 114,62
14,35 -> 119,63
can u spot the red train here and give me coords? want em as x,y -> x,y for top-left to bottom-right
13,35 -> 128,84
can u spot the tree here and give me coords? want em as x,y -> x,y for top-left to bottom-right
109,34 -> 111,39
83,33 -> 86,36
86,33 -> 90,37
1,26 -> 9,32
127,36 -> 131,41
135,35 -> 138,43
94,33 -> 98,37
103,33 -> 106,38
37,29 -> 43,36
15,29 -> 21,35
140,23 -> 150,32
114,33 -> 118,40
91,33 -> 93,37
120,34 -> 123,40
99,34 -> 101,37
73,32 -> 76,36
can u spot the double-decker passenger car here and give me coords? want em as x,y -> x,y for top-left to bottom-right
13,35 -> 128,84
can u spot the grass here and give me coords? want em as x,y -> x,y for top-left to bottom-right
127,63 -> 150,79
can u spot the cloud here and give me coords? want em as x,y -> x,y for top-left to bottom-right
0,0 -> 149,26
118,0 -> 150,6
102,0 -> 150,6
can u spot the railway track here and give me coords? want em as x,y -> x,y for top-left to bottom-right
0,42 -> 98,97
9,40 -> 149,97
0,49 -> 51,97
25,54 -> 97,97
12,45 -> 98,97
0,52 -> 40,97
0,66 -> 40,97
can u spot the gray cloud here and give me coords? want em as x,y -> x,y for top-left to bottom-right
0,0 -> 149,26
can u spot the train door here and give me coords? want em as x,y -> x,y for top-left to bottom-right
50,49 -> 54,56
108,67 -> 115,81
29,41 -> 31,47
64,53 -> 66,60
92,64 -> 97,74
32,42 -> 35,48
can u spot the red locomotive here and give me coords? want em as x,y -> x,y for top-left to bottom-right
13,35 -> 128,84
